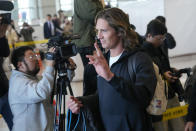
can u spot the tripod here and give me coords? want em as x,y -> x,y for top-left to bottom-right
52,60 -> 74,131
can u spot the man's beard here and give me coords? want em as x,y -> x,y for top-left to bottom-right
23,60 -> 40,76
28,66 -> 40,76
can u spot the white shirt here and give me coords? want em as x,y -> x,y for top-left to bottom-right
48,21 -> 55,36
109,52 -> 123,68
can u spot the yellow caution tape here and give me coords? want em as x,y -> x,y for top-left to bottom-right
9,39 -> 49,49
162,104 -> 188,121
0,105 -> 190,120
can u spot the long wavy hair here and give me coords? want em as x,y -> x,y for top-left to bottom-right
95,8 -> 138,50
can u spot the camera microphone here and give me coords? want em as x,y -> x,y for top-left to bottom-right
0,0 -> 14,11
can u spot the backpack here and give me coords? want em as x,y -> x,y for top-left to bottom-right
146,63 -> 168,115
128,56 -> 168,115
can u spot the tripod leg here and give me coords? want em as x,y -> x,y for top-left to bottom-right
67,81 -> 74,96
59,94 -> 66,131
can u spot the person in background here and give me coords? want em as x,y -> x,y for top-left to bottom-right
52,14 -> 63,36
142,19 -> 168,131
9,46 -> 55,131
63,17 -> 73,36
155,16 -> 185,131
10,20 -> 21,39
20,22 -> 34,42
73,0 -> 104,66
43,14 -> 56,39
6,24 -> 18,49
155,16 -> 176,58
0,15 -> 13,130
67,8 -> 156,131
58,10 -> 65,27
130,23 -> 145,45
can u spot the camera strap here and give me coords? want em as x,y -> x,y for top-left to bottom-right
45,52 -> 55,60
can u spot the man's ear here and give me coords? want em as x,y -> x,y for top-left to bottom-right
117,30 -> 124,37
17,61 -> 23,71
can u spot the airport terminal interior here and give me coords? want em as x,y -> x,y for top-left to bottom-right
1,0 -> 196,131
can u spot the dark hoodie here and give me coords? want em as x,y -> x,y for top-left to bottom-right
81,49 -> 156,131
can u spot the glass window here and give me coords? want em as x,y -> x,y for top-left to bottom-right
60,0 -> 73,11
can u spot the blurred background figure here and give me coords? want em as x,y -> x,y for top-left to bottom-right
52,14 -> 63,36
63,17 -> 73,36
73,0 -> 104,66
10,20 -> 21,39
58,9 -> 65,26
155,16 -> 176,58
43,14 -> 56,39
6,25 -> 18,49
20,22 -> 34,42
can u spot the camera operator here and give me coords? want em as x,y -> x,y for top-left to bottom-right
8,46 -> 55,131
0,15 -> 13,130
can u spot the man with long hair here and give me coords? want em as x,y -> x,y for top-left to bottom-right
67,8 -> 156,131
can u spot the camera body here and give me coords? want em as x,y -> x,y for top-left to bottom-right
0,13 -> 11,24
171,68 -> 191,77
169,68 -> 191,102
46,34 -> 79,60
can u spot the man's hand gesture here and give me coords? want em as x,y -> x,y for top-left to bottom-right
86,42 -> 114,81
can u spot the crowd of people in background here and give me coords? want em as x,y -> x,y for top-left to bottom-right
4,10 -> 73,50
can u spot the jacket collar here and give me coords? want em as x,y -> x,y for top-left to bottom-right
104,47 -> 143,64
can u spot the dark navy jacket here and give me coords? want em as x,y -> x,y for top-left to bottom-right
43,21 -> 56,39
84,50 -> 156,131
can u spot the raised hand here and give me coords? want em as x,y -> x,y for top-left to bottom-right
86,42 -> 114,81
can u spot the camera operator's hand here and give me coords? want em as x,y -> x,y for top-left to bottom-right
164,71 -> 178,82
86,42 -> 114,81
45,47 -> 55,67
0,24 -> 8,38
66,96 -> 83,114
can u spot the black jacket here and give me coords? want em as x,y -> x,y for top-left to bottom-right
43,21 -> 56,39
142,41 -> 183,99
0,36 -> 10,97
81,49 -> 156,131
83,64 -> 97,96
161,33 -> 176,58
142,41 -> 167,74
186,81 -> 196,122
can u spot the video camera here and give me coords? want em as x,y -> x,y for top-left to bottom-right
170,68 -> 192,102
0,0 -> 14,25
46,34 -> 80,61
172,68 -> 192,77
